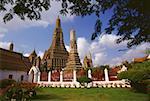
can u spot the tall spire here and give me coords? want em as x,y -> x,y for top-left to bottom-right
56,16 -> 61,28
70,29 -> 77,53
42,17 -> 68,69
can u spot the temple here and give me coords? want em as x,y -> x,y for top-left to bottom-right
0,17 -> 132,88
42,16 -> 69,70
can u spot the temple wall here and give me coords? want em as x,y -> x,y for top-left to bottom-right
0,70 -> 28,81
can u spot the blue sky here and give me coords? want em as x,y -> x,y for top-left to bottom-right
0,1 -> 149,66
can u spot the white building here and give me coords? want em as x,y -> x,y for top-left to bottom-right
0,43 -> 31,81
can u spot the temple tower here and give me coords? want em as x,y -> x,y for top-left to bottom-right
42,16 -> 68,70
83,52 -> 93,68
65,29 -> 82,70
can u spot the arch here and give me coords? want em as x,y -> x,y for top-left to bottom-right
28,66 -> 40,83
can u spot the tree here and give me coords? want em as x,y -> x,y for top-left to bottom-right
145,48 -> 150,55
1,0 -> 150,47
118,61 -> 150,93
1,0 -> 50,22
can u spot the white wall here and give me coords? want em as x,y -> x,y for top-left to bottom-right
0,70 -> 28,81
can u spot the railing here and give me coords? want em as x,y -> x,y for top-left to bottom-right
37,80 -> 131,88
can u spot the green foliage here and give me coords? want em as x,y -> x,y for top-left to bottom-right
118,69 -> 150,83
1,0 -> 50,23
118,61 -> 150,93
122,61 -> 132,69
77,76 -> 92,84
145,48 -> 150,55
1,82 -> 37,101
60,0 -> 150,47
0,79 -> 16,88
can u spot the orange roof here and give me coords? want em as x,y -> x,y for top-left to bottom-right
133,55 -> 148,63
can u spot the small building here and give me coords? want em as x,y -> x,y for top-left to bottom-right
0,43 -> 31,81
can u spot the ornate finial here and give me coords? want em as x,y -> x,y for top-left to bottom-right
56,16 -> 61,28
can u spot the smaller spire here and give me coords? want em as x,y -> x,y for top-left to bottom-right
29,49 -> 37,66
9,42 -> 14,51
56,16 -> 61,28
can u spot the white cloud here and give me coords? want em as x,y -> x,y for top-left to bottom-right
0,41 -> 11,49
77,34 -> 150,67
77,37 -> 90,59
93,52 -> 107,66
24,53 -> 30,57
24,51 -> 44,59
65,44 -> 70,52
121,43 -> 149,61
99,34 -> 127,48
38,51 -> 44,59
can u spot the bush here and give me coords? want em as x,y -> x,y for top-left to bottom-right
77,76 -> 92,85
2,82 -> 37,101
0,79 -> 16,88
118,61 -> 150,93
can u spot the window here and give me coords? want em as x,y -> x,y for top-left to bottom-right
8,75 -> 13,79
21,75 -> 24,81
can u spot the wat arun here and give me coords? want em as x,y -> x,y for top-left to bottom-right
42,16 -> 69,70
42,16 -> 82,70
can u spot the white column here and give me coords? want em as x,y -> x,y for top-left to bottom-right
73,69 -> 77,82
37,72 -> 41,83
33,74 -> 36,83
60,71 -> 63,82
104,68 -> 109,82
48,71 -> 51,82
88,69 -> 92,79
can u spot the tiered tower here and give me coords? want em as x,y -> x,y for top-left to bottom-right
42,16 -> 68,70
65,29 -> 82,70
83,52 -> 93,68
